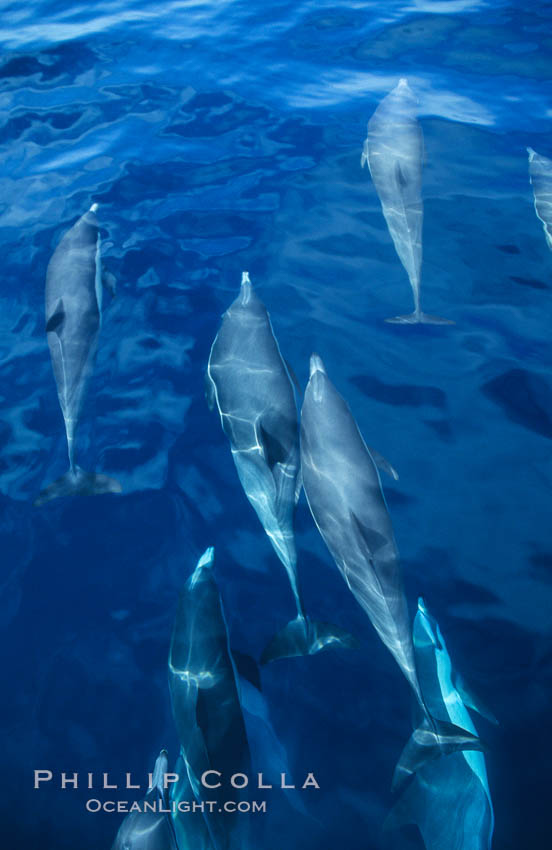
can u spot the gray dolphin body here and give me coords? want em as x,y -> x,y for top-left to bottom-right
36,204 -> 120,505
206,273 -> 354,663
168,547 -> 251,850
300,355 -> 481,781
528,147 -> 552,251
111,751 -> 179,850
361,79 -> 453,325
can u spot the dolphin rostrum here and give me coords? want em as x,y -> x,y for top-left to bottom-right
36,204 -> 120,505
385,599 -> 494,848
300,355 -> 481,779
361,79 -> 453,324
206,272 -> 354,663
111,750 -> 179,850
168,547 -> 251,850
528,147 -> 552,251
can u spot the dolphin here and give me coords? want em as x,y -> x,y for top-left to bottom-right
206,272 -> 354,663
528,147 -> 552,251
385,599 -> 494,849
361,79 -> 453,325
111,750 -> 179,850
35,204 -> 121,505
300,354 -> 481,780
168,547 -> 251,850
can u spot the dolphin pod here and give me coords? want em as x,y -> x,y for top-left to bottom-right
36,204 -> 121,505
168,547 -> 251,850
300,354 -> 482,780
111,750 -> 179,850
385,599 -> 494,849
206,272 -> 354,663
528,147 -> 552,251
362,79 -> 453,325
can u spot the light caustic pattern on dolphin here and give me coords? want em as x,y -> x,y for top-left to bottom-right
111,750 -> 179,850
385,599 -> 494,849
361,79 -> 453,325
168,547 -> 251,850
36,204 -> 120,505
528,147 -> 552,252
206,272 -> 354,663
300,355 -> 481,781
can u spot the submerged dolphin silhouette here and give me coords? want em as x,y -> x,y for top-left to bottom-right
361,79 -> 453,325
111,750 -> 179,850
528,147 -> 552,251
36,204 -> 120,505
385,599 -> 494,848
206,272 -> 354,663
168,547 -> 251,850
300,355 -> 481,780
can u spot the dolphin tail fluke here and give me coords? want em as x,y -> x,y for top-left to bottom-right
35,466 -> 122,506
391,716 -> 484,792
260,616 -> 357,664
385,311 -> 454,325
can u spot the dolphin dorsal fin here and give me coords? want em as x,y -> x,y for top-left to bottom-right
240,271 -> 252,305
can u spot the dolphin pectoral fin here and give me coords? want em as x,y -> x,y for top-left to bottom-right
260,616 -> 357,664
294,466 -> 303,504
284,358 -> 302,394
360,140 -> 369,169
35,467 -> 122,506
391,717 -> 484,793
385,312 -> 454,326
102,270 -> 117,297
204,372 -> 216,411
453,672 -> 499,725
367,447 -> 399,481
45,299 -> 66,335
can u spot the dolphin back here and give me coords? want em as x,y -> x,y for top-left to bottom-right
207,273 -> 300,571
45,206 -> 102,422
365,80 -> 423,298
363,81 -> 453,324
300,355 -> 417,690
37,205 -> 121,505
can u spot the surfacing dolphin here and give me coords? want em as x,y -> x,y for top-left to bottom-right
168,547 -> 251,850
206,272 -> 354,663
300,355 -> 481,780
111,750 -> 179,850
36,204 -> 120,505
361,79 -> 453,325
528,147 -> 552,251
385,599 -> 494,849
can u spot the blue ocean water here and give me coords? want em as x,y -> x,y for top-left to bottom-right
1,0 -> 551,847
